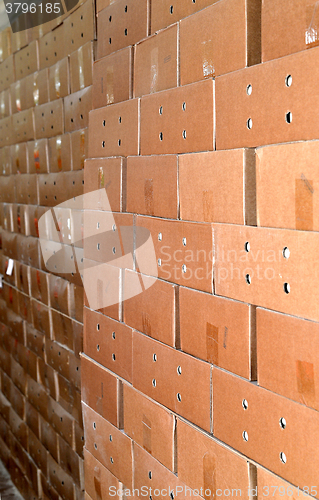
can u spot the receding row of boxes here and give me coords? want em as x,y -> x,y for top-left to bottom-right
0,86 -> 91,148
0,0 -> 96,90
81,349 -> 319,496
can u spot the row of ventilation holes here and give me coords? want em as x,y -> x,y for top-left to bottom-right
157,233 -> 187,272
242,399 -> 287,463
159,102 -> 187,142
102,117 -> 122,148
245,242 -> 291,293
246,75 -> 293,129
152,354 -> 182,401
108,5 -> 128,43
96,223 -> 117,253
96,324 -> 116,362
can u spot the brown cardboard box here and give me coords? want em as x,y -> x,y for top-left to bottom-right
48,134 -> 72,172
70,128 -> 88,170
0,176 -> 16,203
123,269 -> 177,347
47,454 -> 75,500
81,355 -> 121,426
213,224 -> 319,323
39,24 -> 66,69
88,98 -> 140,158
213,367 -> 319,493
92,46 -> 133,109
257,307 -> 319,411
27,139 -> 49,174
179,149 -> 256,224
257,467 -> 313,500
0,89 -> 11,118
179,286 -> 254,379
180,0 -> 261,85
256,141 -> 319,231
64,0 -> 96,56
12,109 -> 35,143
135,216 -> 213,292
2,146 -> 12,175
97,0 -> 150,59
83,307 -> 133,382
0,116 -> 13,147
216,47 -> 319,150
126,155 -> 178,218
134,24 -> 178,97
64,86 -> 92,132
34,99 -> 64,139
11,27 -> 29,54
123,384 -> 175,471
70,41 -> 95,93
0,55 -> 15,92
15,174 -> 38,205
262,0 -> 318,62
48,58 -> 70,101
133,331 -> 211,431
0,28 -> 12,63
49,274 -> 69,316
84,157 -> 125,212
10,80 -> 27,114
140,79 -> 214,155
12,204 -> 29,235
11,144 -> 28,174
177,418 -> 251,499
84,449 -> 121,500
38,170 -> 83,206
14,40 -> 39,79
82,403 -> 133,488
151,0 -> 220,33
25,69 -> 50,108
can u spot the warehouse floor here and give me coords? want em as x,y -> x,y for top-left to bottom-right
0,461 -> 24,500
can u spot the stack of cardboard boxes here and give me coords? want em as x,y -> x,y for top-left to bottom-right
0,1 -> 96,498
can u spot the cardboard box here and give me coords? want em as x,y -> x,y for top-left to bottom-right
83,307 -> 133,382
1,146 -> 12,175
82,403 -> 133,488
0,116 -> 13,148
48,58 -> 70,101
179,149 -> 256,224
92,46 -> 133,109
177,418 -> 252,499
180,0 -> 260,85
213,224 -> 319,323
49,274 -> 70,316
135,216 -> 213,292
84,449 -> 121,500
84,157 -> 125,212
123,384 -> 175,471
15,174 -> 38,205
27,139 -> 49,174
216,47 -> 319,150
81,355 -> 121,426
34,99 -> 64,139
39,24 -> 66,69
0,176 -> 16,205
134,24 -> 178,97
64,86 -> 92,132
123,269 -> 177,347
151,0 -> 221,33
133,331 -> 211,431
262,0 -> 318,62
97,0 -> 149,59
257,467 -> 313,500
11,143 -> 28,174
12,108 -> 35,143
64,0 -> 96,56
14,40 -> 39,79
48,134 -> 72,172
257,307 -> 319,411
38,170 -> 83,206
0,28 -> 12,63
70,128 -> 88,170
256,141 -> 319,231
47,454 -> 75,500
12,204 -> 29,235
179,286 -> 255,379
126,155 -> 178,218
140,79 -> 214,155
0,89 -> 11,118
11,26 -> 29,53
10,80 -> 27,114
88,98 -> 140,158
213,367 -> 319,492
0,55 -> 15,92
70,41 -> 94,93
26,68 -> 50,108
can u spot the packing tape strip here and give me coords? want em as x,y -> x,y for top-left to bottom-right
203,452 -> 216,500
144,179 -> 154,216
16,80 -> 21,112
150,47 -> 158,94
56,136 -> 62,172
78,46 -> 85,90
54,62 -> 61,99
142,414 -> 152,454
306,2 -> 319,46
33,73 -> 39,106
296,359 -> 315,406
106,66 -> 114,105
80,130 -> 86,169
201,40 -> 215,79
206,323 -> 218,365
142,312 -> 152,336
34,141 -> 40,172
295,175 -> 313,230
203,190 -> 214,222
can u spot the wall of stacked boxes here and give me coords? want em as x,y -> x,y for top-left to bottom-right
1,0 -> 319,499
0,0 -> 96,498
